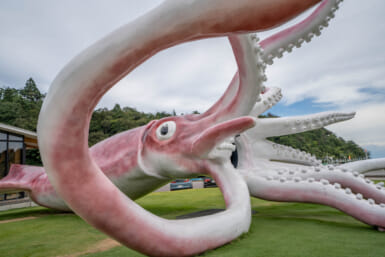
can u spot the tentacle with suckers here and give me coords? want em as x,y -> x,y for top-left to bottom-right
250,111 -> 356,139
245,140 -> 320,167
261,165 -> 385,205
260,0 -> 344,65
249,87 -> 283,117
188,33 -> 266,122
238,168 -> 385,231
37,0 -> 324,256
235,111 -> 355,168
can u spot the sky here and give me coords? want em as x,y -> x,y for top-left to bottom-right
0,0 -> 384,158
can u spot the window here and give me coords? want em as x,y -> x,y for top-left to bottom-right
0,132 -> 6,140
0,130 -> 27,201
0,142 -> 6,178
9,134 -> 23,141
7,141 -> 23,172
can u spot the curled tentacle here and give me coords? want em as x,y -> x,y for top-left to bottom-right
0,31 -> 264,213
260,0 -> 344,65
38,0 -> 323,255
189,33 -> 266,123
239,169 -> 385,230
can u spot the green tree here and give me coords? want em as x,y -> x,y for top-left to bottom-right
19,78 -> 43,102
0,81 -> 369,165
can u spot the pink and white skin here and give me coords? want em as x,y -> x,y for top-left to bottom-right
0,16 -> 267,212
237,88 -> 385,231
178,0 -> 385,231
35,0 -> 331,256
1,0 -> 384,255
231,0 -> 385,231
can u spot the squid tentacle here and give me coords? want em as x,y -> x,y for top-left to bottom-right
193,33 -> 266,123
250,111 -> 355,139
265,166 -> 385,205
261,0 -> 344,65
237,139 -> 319,168
338,158 -> 385,174
269,141 -> 320,166
236,111 -> 355,168
212,34 -> 265,121
250,87 -> 283,117
0,28 -> 265,213
240,170 -> 385,230
37,1 -> 324,256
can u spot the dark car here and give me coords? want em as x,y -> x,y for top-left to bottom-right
170,179 -> 193,191
203,177 -> 217,188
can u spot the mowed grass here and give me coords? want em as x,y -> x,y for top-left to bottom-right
0,188 -> 384,257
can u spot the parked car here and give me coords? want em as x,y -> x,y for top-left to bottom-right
203,177 -> 217,188
170,179 -> 193,191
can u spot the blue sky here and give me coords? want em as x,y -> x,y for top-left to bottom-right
0,0 -> 384,158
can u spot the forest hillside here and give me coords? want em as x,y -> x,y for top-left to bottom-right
0,79 -> 367,165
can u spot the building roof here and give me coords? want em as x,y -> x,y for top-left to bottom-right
0,123 -> 38,148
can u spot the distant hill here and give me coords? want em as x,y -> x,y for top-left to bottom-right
260,113 -> 368,162
0,79 -> 368,165
268,127 -> 367,162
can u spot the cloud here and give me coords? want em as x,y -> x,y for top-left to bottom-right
0,0 -> 384,157
99,37 -> 237,113
327,103 -> 385,146
0,0 -> 163,89
258,0 -> 385,157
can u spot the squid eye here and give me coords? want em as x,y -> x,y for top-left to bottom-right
156,121 -> 176,140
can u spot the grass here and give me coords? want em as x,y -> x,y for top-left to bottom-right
1,188 -> 385,257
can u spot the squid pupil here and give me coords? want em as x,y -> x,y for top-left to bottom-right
160,124 -> 169,135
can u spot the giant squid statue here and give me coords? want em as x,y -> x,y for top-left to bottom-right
1,0 -> 385,256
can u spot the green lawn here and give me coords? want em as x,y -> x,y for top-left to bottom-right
1,188 -> 384,257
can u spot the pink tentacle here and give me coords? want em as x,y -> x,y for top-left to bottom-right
189,34 -> 265,123
263,165 -> 385,205
198,34 -> 264,125
260,0 -> 343,65
187,72 -> 240,121
38,1 -> 322,255
241,170 -> 385,229
203,0 -> 344,121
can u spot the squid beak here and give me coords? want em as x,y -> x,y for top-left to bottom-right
191,116 -> 256,157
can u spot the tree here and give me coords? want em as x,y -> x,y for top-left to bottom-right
0,87 -> 19,102
0,81 -> 369,164
19,78 -> 43,102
